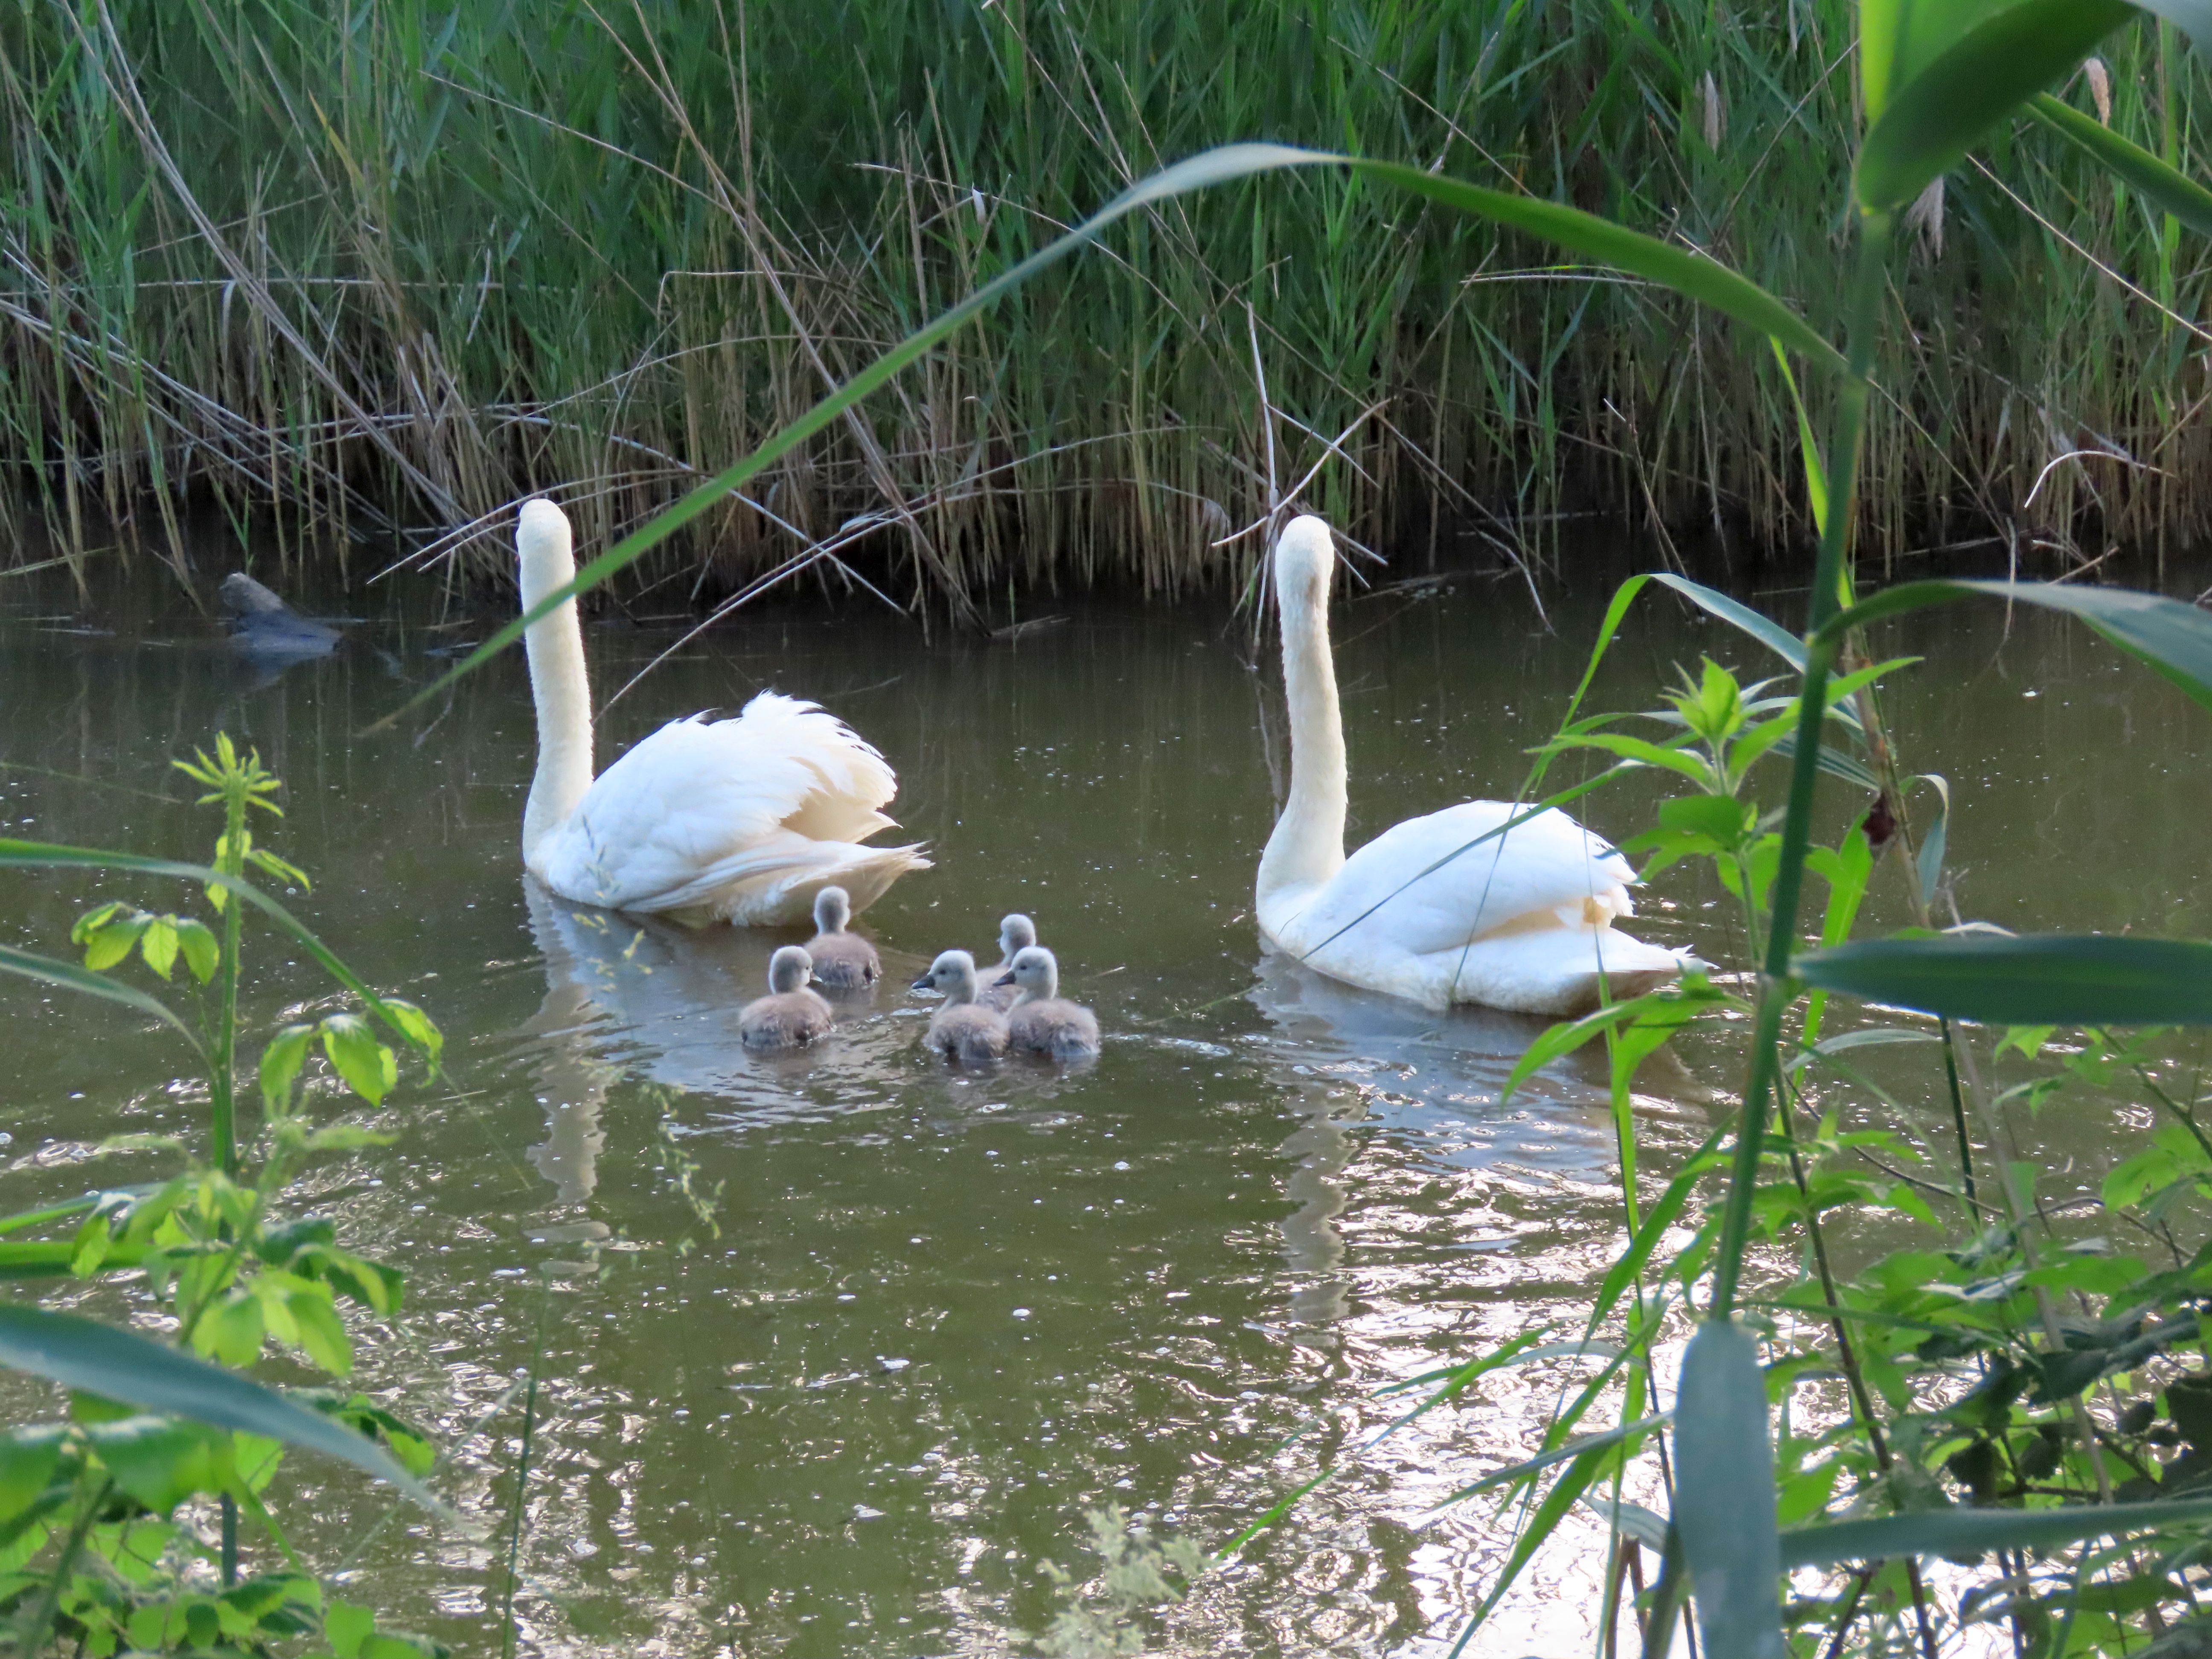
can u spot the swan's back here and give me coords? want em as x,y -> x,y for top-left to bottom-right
1274,801 -> 1636,958
540,691 -> 929,924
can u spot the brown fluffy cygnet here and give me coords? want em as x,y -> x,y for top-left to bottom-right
912,949 -> 1008,1064
738,945 -> 833,1050
995,946 -> 1099,1061
981,912 -> 1037,1012
804,885 -> 880,989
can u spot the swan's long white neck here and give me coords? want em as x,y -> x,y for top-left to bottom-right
518,503 -> 595,872
1257,520 -> 1348,913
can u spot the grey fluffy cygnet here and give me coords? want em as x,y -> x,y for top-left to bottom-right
804,885 -> 880,988
995,945 -> 1099,1060
739,945 -> 833,1050
981,912 -> 1037,1012
912,949 -> 1009,1064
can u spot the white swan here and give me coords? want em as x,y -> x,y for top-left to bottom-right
1255,515 -> 1683,1017
517,498 -> 930,925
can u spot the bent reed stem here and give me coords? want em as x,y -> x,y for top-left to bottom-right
1709,212 -> 1892,1321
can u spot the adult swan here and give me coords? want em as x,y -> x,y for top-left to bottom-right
1255,515 -> 1681,1016
516,498 -> 928,926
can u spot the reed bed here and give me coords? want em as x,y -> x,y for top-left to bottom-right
0,0 -> 2205,609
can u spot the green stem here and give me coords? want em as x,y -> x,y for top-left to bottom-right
210,782 -> 246,1179
18,1474 -> 109,1656
1708,212 -> 1890,1320
501,1276 -> 555,1659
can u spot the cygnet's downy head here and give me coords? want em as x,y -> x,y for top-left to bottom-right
996,945 -> 1059,1000
998,912 -> 1036,960
912,949 -> 980,1002
768,945 -> 814,995
1272,515 -> 1336,610
814,885 -> 853,934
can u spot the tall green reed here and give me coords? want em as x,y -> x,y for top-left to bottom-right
394,0 -> 2212,1650
4,0 -> 2209,610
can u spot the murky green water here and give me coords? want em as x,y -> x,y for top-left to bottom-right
3,556 -> 2208,1656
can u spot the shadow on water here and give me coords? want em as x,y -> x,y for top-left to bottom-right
2,554 -> 2209,1655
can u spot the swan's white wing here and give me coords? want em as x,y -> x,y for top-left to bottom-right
538,691 -> 915,913
1278,800 -> 1637,959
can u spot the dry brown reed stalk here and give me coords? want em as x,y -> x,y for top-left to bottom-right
0,0 -> 2207,617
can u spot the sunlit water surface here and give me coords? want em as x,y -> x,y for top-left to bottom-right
2,554 -> 2207,1656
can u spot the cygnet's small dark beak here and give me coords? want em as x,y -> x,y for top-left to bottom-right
909,974 -> 935,992
993,971 -> 1016,987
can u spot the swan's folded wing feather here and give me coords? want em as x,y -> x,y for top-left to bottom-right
1287,800 -> 1637,958
541,692 -> 907,911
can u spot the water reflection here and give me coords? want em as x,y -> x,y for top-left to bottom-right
6,564 -> 2209,1657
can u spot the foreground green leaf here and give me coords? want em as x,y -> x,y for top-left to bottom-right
0,1303 -> 441,1511
1796,934 -> 2212,1025
0,840 -> 429,1058
1673,1319 -> 1785,1659
2026,92 -> 2212,239
1857,1 -> 2136,217
0,943 -> 202,1052
1813,579 -> 2212,712
1781,1493 -> 2212,1568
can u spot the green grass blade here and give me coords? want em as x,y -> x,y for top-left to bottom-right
1796,934 -> 2212,1024
0,942 -> 201,1052
1781,1494 -> 2212,1568
375,145 -> 1837,728
0,1303 -> 445,1512
1650,573 -> 1807,671
1673,1320 -> 1784,1659
2026,92 -> 2212,237
1856,1 -> 2137,216
1812,580 -> 2212,712
1340,161 -> 1845,375
1430,1412 -> 1668,1510
0,839 -> 425,1057
0,1241 -> 94,1280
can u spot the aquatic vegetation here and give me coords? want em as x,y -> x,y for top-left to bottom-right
385,0 -> 2212,1639
4,0 -> 2210,604
0,736 -> 446,1657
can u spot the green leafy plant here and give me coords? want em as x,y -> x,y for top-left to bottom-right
342,0 -> 2212,1650
0,736 -> 446,1658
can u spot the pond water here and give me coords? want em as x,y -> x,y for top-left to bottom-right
2,551 -> 2209,1657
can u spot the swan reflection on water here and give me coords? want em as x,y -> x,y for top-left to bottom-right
516,880 -> 925,1201
1243,949 -> 1710,1323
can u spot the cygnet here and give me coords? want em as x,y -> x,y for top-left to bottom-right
804,885 -> 880,988
912,950 -> 1009,1064
738,945 -> 833,1050
981,912 -> 1037,1012
995,945 -> 1099,1061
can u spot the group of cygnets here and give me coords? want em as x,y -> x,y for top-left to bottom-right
734,888 -> 1101,1064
